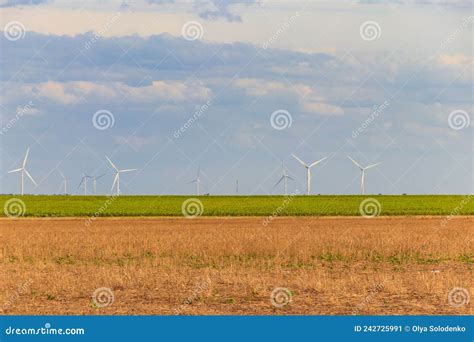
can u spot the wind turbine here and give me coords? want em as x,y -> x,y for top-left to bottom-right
106,155 -> 138,195
78,173 -> 92,195
8,148 -> 37,195
187,165 -> 201,195
347,156 -> 381,195
291,154 -> 327,195
273,163 -> 294,195
92,173 -> 106,194
58,169 -> 68,194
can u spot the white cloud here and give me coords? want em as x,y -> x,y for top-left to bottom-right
302,102 -> 344,116
2,80 -> 212,105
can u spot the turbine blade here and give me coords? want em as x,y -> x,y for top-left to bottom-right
8,168 -> 22,173
105,155 -> 118,171
347,156 -> 363,169
95,173 -> 107,180
22,148 -> 30,168
111,173 -> 119,191
24,169 -> 37,186
77,177 -> 84,189
365,162 -> 382,170
286,175 -> 295,181
58,169 -> 65,179
273,176 -> 284,188
309,157 -> 327,168
187,179 -> 197,184
291,154 -> 308,167
119,168 -> 138,173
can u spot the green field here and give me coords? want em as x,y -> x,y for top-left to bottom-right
1,195 -> 473,217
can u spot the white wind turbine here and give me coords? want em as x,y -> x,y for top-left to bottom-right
273,163 -> 294,195
58,169 -> 68,194
347,156 -> 381,195
292,154 -> 327,195
106,155 -> 138,195
8,148 -> 37,195
92,173 -> 106,194
78,173 -> 92,195
187,165 -> 201,195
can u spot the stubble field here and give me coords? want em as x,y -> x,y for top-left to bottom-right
0,216 -> 472,315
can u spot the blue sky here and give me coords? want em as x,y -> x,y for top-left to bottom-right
0,0 -> 472,195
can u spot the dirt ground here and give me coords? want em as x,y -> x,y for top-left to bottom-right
0,216 -> 472,315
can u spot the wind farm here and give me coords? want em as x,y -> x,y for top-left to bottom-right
0,0 -> 471,322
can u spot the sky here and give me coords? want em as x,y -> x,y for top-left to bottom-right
0,0 -> 472,195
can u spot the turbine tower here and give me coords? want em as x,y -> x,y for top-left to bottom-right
347,156 -> 381,195
92,173 -> 106,194
274,163 -> 294,195
187,165 -> 201,195
58,169 -> 68,194
106,155 -> 138,195
78,173 -> 92,195
8,148 -> 37,195
291,154 -> 327,195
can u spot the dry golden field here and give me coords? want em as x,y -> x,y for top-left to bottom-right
0,217 -> 472,315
